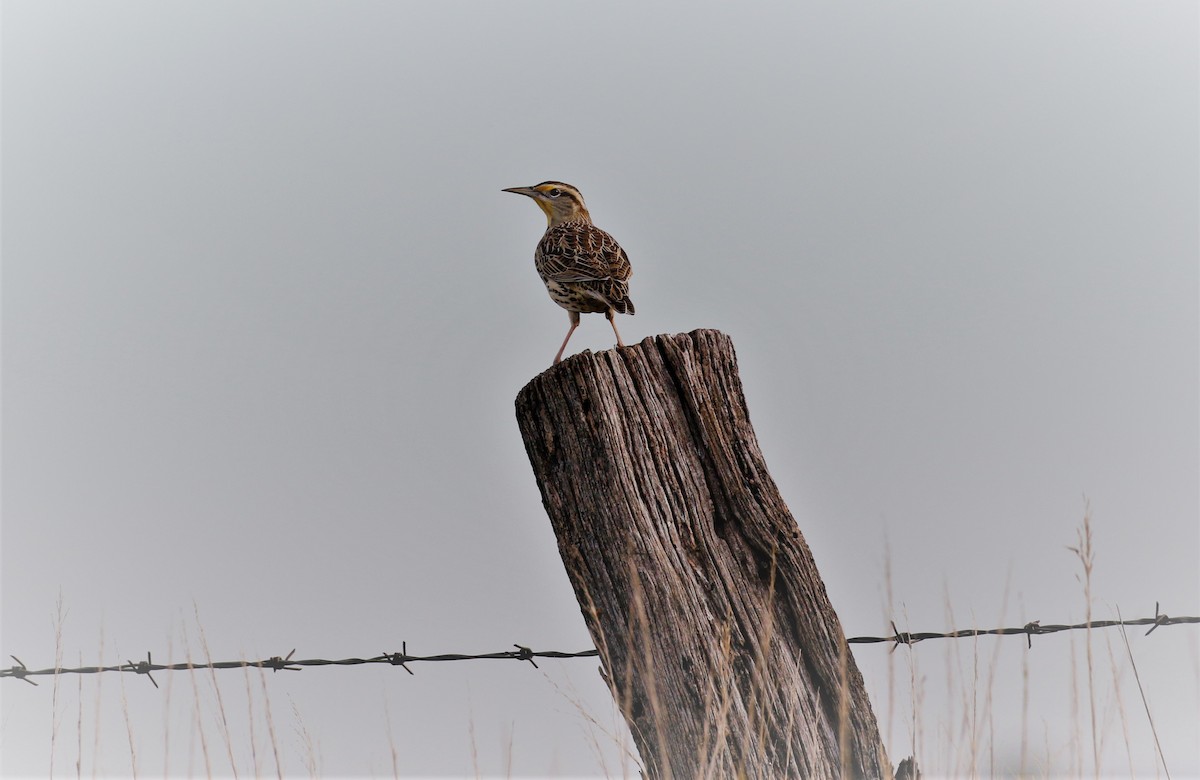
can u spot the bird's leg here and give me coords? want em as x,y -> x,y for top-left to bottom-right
553,311 -> 581,365
606,309 -> 626,348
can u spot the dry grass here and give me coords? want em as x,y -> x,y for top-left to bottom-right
291,695 -> 320,778
1115,605 -> 1171,779
467,684 -> 481,779
872,505 -> 1180,780
255,663 -> 284,779
194,604 -> 238,776
183,638 -> 212,777
382,689 -> 401,779
240,659 -> 264,777
540,665 -> 641,778
17,506 -> 1191,778
1019,596 -> 1031,777
116,646 -> 137,778
76,651 -> 84,779
49,591 -> 67,778
1067,501 -> 1099,778
160,632 -> 174,778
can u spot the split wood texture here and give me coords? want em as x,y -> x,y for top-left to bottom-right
515,329 -> 891,779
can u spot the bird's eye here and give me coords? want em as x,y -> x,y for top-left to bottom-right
548,188 -> 562,197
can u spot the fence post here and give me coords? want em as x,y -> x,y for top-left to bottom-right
515,329 -> 892,778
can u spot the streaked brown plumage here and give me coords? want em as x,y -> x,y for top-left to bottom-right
503,181 -> 634,365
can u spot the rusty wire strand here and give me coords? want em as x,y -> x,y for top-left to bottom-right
2,611 -> 1195,685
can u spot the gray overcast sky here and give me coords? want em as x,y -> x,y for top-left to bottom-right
3,2 -> 1197,777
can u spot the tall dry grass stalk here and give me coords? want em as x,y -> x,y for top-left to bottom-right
255,664 -> 284,780
241,660 -> 262,777
697,621 -> 735,780
116,647 -> 138,778
979,569 -> 1013,778
1019,596 -> 1030,778
1068,626 -> 1082,775
76,651 -> 84,779
624,562 -> 673,779
901,605 -> 923,773
573,575 -> 643,778
1101,626 -> 1135,777
290,695 -> 320,778
194,605 -> 239,777
541,663 -> 640,778
467,685 -> 481,779
92,625 -> 105,780
1115,605 -> 1172,779
503,719 -> 515,778
941,586 -> 969,772
182,630 -> 213,778
382,691 -> 401,779
161,632 -> 174,778
50,591 -> 68,777
1067,501 -> 1099,778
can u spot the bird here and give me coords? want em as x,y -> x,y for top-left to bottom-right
503,181 -> 634,365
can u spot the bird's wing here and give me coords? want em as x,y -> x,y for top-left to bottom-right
538,223 -> 632,284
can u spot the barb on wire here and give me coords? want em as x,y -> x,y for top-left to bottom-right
7,656 -> 37,686
1145,601 -> 1170,636
511,644 -> 539,669
1023,621 -> 1042,649
384,642 -> 414,675
1,609 -> 1195,685
124,652 -> 159,689
265,649 -> 301,673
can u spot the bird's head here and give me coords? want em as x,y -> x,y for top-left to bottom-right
502,181 -> 591,227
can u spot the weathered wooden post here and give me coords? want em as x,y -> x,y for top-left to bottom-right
515,329 -> 891,778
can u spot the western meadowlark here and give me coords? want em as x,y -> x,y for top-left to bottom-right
503,181 -> 634,365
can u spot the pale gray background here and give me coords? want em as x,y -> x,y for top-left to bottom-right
2,2 -> 1197,778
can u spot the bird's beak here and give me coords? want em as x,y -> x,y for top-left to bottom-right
502,186 -> 537,198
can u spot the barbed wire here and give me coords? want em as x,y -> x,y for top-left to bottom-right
1,643 -> 599,687
846,603 -> 1195,651
3,605 -> 1195,686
